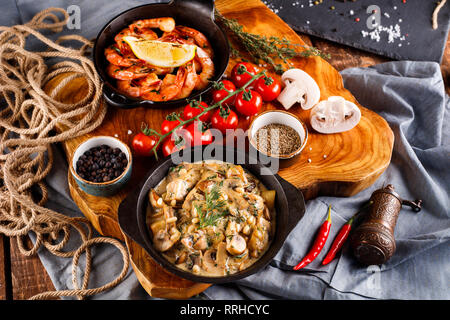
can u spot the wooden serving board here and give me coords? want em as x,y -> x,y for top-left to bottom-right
49,0 -> 393,299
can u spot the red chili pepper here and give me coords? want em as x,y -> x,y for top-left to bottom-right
321,216 -> 354,265
321,201 -> 373,265
293,205 -> 332,271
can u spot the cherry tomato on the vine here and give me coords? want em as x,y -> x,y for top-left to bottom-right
254,75 -> 281,101
162,136 -> 185,157
183,101 -> 211,122
161,112 -> 182,135
235,89 -> 263,116
211,106 -> 239,134
230,62 -> 258,88
131,132 -> 159,156
184,121 -> 214,146
211,80 -> 236,106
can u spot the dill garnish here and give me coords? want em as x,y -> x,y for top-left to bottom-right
196,184 -> 228,229
215,11 -> 330,74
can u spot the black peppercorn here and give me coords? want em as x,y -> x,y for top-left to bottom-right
76,145 -> 128,183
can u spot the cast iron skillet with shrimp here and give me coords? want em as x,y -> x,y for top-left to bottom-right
93,0 -> 229,109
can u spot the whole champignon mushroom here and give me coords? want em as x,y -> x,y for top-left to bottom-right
310,96 -> 361,134
277,68 -> 320,110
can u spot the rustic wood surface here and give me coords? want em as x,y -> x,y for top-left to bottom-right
63,0 -> 396,298
1,1 -> 449,300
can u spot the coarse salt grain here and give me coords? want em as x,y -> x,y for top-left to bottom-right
127,130 -> 132,135
307,159 -> 312,163
361,23 -> 403,44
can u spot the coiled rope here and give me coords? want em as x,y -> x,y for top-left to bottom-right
0,8 -> 129,299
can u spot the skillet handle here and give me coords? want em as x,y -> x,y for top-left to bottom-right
118,185 -> 148,250
275,174 -> 306,235
170,0 -> 215,20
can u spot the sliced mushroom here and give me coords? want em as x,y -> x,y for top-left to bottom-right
149,189 -> 164,208
310,96 -> 361,134
181,235 -> 194,249
226,165 -> 248,184
153,229 -> 179,252
193,233 -> 208,250
202,242 -> 227,276
226,234 -> 247,255
277,68 -> 320,110
175,251 -> 187,265
248,227 -> 269,256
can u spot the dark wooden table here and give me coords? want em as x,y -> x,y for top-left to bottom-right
1,31 -> 449,300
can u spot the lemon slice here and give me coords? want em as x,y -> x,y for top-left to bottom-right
122,36 -> 197,68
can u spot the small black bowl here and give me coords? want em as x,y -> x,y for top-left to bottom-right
118,146 -> 306,284
93,0 -> 230,109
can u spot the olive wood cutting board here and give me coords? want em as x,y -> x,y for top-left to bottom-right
47,0 -> 394,299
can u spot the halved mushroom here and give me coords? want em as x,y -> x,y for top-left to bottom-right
202,242 -> 227,276
226,234 -> 247,255
310,96 -> 361,134
277,68 -> 320,110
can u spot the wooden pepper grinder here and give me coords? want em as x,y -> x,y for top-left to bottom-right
350,185 -> 422,265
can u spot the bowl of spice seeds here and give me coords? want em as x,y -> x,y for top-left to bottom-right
248,110 -> 308,168
70,136 -> 132,197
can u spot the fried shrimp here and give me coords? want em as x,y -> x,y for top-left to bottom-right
106,64 -> 150,80
105,18 -> 214,100
176,62 -> 198,99
175,26 -> 213,58
114,27 -> 158,54
141,67 -> 187,101
129,17 -> 176,33
104,45 -> 140,67
194,47 -> 214,90
116,73 -> 162,97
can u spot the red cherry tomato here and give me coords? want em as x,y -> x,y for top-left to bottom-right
131,132 -> 159,156
183,101 -> 211,122
211,107 -> 239,134
161,113 -> 182,135
254,75 -> 281,101
184,121 -> 213,146
162,136 -> 185,157
235,89 -> 263,116
230,62 -> 258,88
211,80 -> 236,106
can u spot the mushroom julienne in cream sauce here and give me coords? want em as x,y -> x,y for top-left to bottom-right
146,161 -> 276,277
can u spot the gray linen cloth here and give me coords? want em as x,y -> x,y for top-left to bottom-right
2,1 -> 449,300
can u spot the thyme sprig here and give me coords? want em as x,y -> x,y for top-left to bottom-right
215,11 -> 330,74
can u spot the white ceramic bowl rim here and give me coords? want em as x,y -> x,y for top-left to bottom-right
249,111 -> 308,158
71,136 -> 132,185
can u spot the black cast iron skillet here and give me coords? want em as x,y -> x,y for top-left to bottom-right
93,0 -> 229,109
118,146 -> 306,284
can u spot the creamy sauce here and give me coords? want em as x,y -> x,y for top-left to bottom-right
146,160 -> 276,277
